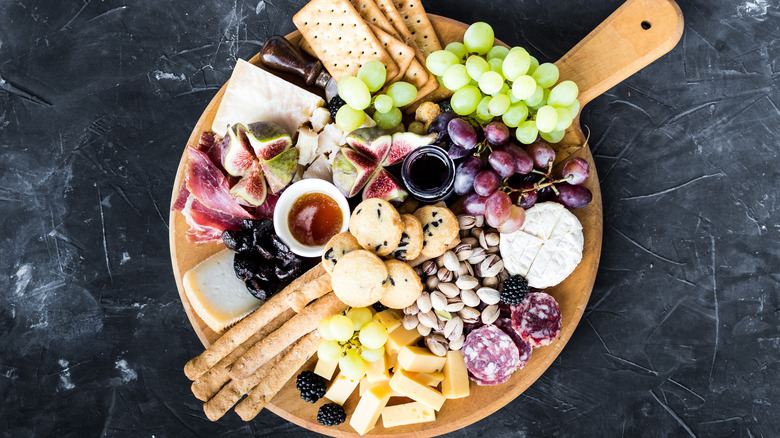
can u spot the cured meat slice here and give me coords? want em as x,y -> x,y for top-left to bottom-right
185,146 -> 253,219
493,317 -> 533,369
181,196 -> 244,243
468,370 -> 509,386
511,292 -> 562,348
462,325 -> 520,385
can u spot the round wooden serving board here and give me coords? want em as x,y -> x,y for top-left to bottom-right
169,2 -> 682,436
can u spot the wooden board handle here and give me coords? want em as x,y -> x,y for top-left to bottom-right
555,0 -> 684,106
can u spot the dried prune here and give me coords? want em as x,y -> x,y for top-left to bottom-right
245,278 -> 269,301
254,262 -> 275,283
221,229 -> 239,251
233,252 -> 260,281
275,257 -> 302,281
234,229 -> 253,253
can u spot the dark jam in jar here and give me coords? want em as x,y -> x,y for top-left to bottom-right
288,192 -> 343,246
401,145 -> 456,202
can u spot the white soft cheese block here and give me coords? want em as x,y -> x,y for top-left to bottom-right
211,59 -> 324,137
182,248 -> 262,333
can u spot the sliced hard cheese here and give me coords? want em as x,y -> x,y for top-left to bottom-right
349,383 -> 393,435
295,126 -> 319,166
385,326 -> 422,354
441,351 -> 469,399
389,369 -> 446,411
373,309 -> 403,333
324,371 -> 360,405
365,353 -> 391,384
407,371 -> 444,387
211,59 -> 324,137
397,346 -> 446,373
499,202 -> 584,289
381,402 -> 436,428
314,358 -> 339,381
182,248 -> 262,333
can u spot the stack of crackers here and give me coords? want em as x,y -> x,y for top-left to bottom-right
293,0 -> 452,110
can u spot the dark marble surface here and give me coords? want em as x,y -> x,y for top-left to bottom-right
1,0 -> 778,436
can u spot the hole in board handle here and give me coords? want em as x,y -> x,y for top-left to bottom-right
641,21 -> 651,30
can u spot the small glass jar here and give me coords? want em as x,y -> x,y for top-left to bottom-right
401,145 -> 455,202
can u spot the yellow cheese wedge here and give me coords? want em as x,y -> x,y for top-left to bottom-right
324,371 -> 360,405
397,346 -> 447,374
365,354 -> 391,384
349,383 -> 394,435
389,369 -> 446,411
313,358 -> 338,381
385,326 -> 422,354
182,249 -> 263,333
372,309 -> 403,332
442,351 -> 470,399
407,371 -> 444,387
381,402 -> 436,428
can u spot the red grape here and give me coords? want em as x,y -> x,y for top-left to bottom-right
497,205 -> 526,233
485,191 -> 512,227
488,150 -> 516,178
504,144 -> 534,174
428,112 -> 457,143
463,193 -> 488,215
454,156 -> 484,195
448,118 -> 477,150
556,184 -> 592,209
484,122 -> 509,146
527,142 -> 556,169
473,169 -> 502,196
516,182 -> 538,209
561,157 -> 590,185
448,144 -> 471,159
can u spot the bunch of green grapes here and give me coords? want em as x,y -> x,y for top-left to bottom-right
425,22 -> 580,144
335,61 -> 418,132
316,307 -> 389,379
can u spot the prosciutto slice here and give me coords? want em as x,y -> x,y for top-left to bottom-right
185,146 -> 253,219
181,195 -> 244,242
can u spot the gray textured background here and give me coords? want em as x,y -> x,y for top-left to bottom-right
1,0 -> 778,436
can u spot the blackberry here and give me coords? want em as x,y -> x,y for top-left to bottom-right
317,403 -> 346,426
328,95 -> 346,121
438,99 -> 453,113
372,302 -> 388,313
501,275 -> 530,305
296,371 -> 326,403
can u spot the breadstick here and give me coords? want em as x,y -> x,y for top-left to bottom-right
234,331 -> 321,421
287,274 -> 332,312
202,343 -> 295,421
191,309 -> 295,401
230,292 -> 346,380
184,263 -> 326,380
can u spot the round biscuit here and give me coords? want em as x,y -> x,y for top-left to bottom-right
321,232 -> 362,274
349,198 -> 403,256
379,259 -> 423,309
413,205 -> 459,258
391,214 -> 424,261
331,250 -> 388,308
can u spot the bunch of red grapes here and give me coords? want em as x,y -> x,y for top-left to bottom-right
428,112 -> 593,234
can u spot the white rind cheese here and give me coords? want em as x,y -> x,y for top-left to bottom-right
182,248 -> 262,333
500,202 -> 583,289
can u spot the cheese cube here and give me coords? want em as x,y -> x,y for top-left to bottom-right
365,354 -> 391,384
442,351 -> 470,399
313,358 -> 338,381
349,383 -> 393,435
381,402 -> 436,428
324,371 -> 360,405
397,346 -> 447,373
389,369 -> 446,411
387,353 -> 399,372
359,377 -> 370,396
385,326 -> 422,354
407,371 -> 444,387
372,309 -> 403,332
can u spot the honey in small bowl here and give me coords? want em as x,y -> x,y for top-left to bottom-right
287,192 -> 343,247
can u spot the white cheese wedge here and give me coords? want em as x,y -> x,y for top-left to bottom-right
381,402 -> 436,428
317,123 -> 344,163
301,154 -> 332,182
182,248 -> 263,333
500,202 -> 584,289
309,107 -> 332,132
296,126 -> 319,166
211,59 -> 324,137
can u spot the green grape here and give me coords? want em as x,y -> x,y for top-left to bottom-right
511,75 -> 537,100
339,349 -> 367,380
318,340 -> 342,362
535,105 -> 558,133
445,41 -> 468,60
318,317 -> 334,341
502,48 -> 531,81
548,80 -> 579,107
554,106 -> 573,131
478,71 -> 503,95
476,95 -> 492,120
337,75 -> 371,110
329,315 -> 354,342
524,85 -> 544,107
488,57 -> 504,77
358,321 -> 388,349
373,94 -> 393,113
541,129 -> 566,143
567,99 -> 581,118
357,60 -> 387,93
532,63 -> 560,88
408,121 -> 426,135
387,81 -> 418,107
463,22 -> 494,55
494,83 -> 510,97
515,120 -> 539,144
374,106 -> 402,130
488,93 -> 511,116
347,307 -> 374,330
335,105 -> 366,131
450,85 -> 482,115
527,56 -> 539,76
360,345 -> 384,363
426,50 -> 460,76
487,45 -> 510,60
469,79 -> 479,87
465,55 -> 490,81
442,64 -> 470,91
502,101 -> 528,127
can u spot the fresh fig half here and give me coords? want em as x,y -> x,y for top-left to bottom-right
230,165 -> 267,206
345,127 -> 392,164
383,131 -> 437,166
246,121 -> 292,161
261,147 -> 298,194
224,124 -> 257,177
332,148 -> 379,198
362,168 -> 408,204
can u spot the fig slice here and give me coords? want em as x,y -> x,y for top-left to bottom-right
362,167 -> 408,204
261,147 -> 299,194
345,127 -> 392,164
246,121 -> 293,161
332,148 -> 379,198
230,165 -> 268,206
224,124 -> 257,177
383,131 -> 437,166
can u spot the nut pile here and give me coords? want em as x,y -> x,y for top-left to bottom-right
404,214 -> 510,356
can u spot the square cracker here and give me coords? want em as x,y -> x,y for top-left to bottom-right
368,24 -> 415,83
293,0 -> 399,81
350,0 -> 400,39
391,0 -> 442,57
373,0 -> 420,54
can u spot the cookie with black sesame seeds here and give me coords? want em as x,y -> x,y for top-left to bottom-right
413,205 -> 459,258
391,214 -> 424,261
379,259 -> 423,309
348,198 -> 403,257
331,250 -> 388,308
321,232 -> 362,274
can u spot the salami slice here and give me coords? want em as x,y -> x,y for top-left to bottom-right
462,325 -> 520,384
468,370 -> 509,386
511,292 -> 562,348
494,317 -> 532,369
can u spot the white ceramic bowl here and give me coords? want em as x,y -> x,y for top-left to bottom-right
273,179 -> 350,258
